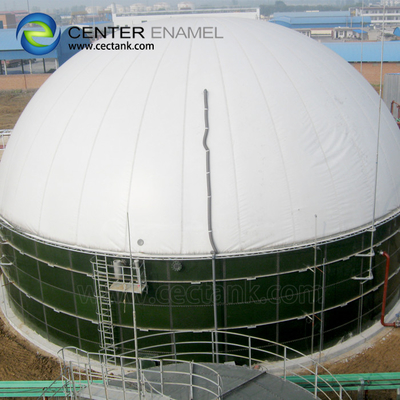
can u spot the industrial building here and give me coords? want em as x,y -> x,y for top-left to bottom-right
0,12 -> 17,29
112,7 -> 259,26
268,12 -> 400,83
269,10 -> 370,30
0,10 -> 29,29
324,40 -> 400,61
0,17 -> 399,370
352,5 -> 400,27
269,11 -> 371,39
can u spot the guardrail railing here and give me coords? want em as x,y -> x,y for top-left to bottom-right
114,330 -> 351,400
58,346 -> 223,400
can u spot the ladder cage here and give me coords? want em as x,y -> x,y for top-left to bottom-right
91,254 -> 148,365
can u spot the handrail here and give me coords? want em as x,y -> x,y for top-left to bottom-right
287,372 -> 400,392
141,358 -> 223,398
4,372 -> 400,397
116,330 -> 351,400
58,327 -> 351,400
140,373 -> 174,399
34,374 -> 65,400
57,346 -> 223,399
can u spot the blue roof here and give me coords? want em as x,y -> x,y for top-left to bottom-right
324,41 -> 400,62
0,28 -> 23,51
270,11 -> 371,29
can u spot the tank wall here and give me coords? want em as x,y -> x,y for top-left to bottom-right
1,215 -> 400,356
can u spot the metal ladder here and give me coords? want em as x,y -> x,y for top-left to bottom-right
92,255 -> 117,365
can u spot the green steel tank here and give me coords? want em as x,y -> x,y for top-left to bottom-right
0,17 -> 400,358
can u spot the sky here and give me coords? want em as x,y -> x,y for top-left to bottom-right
0,0 -> 268,12
0,0 -> 337,13
1,0 -> 120,11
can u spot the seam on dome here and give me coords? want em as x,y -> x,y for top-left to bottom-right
210,18 -> 243,251
301,43 -> 379,195
298,41 -> 399,230
125,34 -> 176,252
321,41 -> 397,141
293,42 -> 373,207
220,18 -> 297,246
74,52 -> 145,243
2,50 -> 107,220
237,21 -> 317,241
313,44 -> 400,210
179,21 -> 197,254
303,38 -> 400,211
248,23 -> 342,234
36,49 -> 134,234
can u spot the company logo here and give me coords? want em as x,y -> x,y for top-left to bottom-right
16,13 -> 61,55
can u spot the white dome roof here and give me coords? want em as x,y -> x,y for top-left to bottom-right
1,18 -> 400,257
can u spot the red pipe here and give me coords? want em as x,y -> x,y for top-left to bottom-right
380,251 -> 399,327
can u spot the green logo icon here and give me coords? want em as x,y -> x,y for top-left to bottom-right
16,13 -> 61,55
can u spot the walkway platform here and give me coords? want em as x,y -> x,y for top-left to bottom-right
121,363 -> 315,400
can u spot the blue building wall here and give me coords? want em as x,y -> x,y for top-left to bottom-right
324,41 -> 400,62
